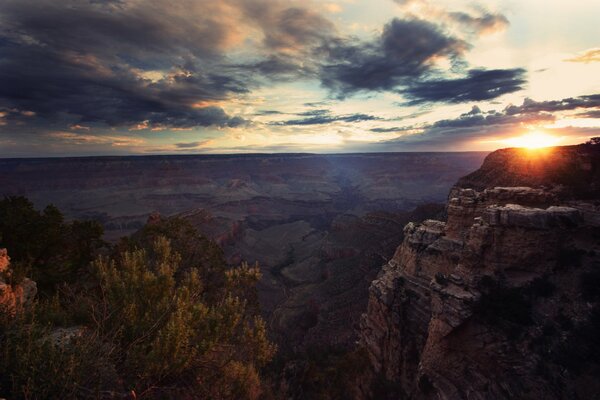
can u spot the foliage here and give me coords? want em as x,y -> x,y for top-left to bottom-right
117,216 -> 228,301
0,196 -> 105,293
0,211 -> 275,399
0,309 -> 117,399
87,236 -> 275,398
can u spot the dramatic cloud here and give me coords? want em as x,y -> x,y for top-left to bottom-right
273,109 -> 380,125
375,94 -> 600,149
0,0 -> 528,138
318,16 -> 525,104
403,68 -> 527,104
0,0 -> 334,132
370,126 -> 415,133
320,18 -> 468,96
0,0 -> 596,155
578,110 -> 600,119
504,95 -> 600,115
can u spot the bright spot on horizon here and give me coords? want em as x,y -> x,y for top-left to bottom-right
501,131 -> 562,149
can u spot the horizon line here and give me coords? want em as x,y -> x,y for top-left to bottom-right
0,149 -> 498,161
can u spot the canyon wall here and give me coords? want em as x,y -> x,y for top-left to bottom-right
360,144 -> 600,399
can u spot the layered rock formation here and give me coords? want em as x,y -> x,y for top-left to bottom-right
361,145 -> 600,399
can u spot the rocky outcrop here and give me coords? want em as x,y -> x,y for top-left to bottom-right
456,142 -> 600,200
360,145 -> 600,399
0,249 -> 37,317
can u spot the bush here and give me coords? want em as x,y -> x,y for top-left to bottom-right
0,196 -> 105,293
86,236 -> 275,398
1,213 -> 276,399
0,312 -> 117,399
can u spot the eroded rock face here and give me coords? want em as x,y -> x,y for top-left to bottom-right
360,186 -> 600,399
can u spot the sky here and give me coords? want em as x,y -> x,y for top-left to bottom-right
0,0 -> 599,157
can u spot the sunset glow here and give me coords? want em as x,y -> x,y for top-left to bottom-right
501,131 -> 562,149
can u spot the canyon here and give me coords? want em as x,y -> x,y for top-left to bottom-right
0,152 -> 485,349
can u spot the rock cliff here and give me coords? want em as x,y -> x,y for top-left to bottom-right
360,144 -> 600,399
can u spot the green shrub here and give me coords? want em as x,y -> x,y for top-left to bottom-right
0,196 -> 105,293
86,236 -> 275,397
1,213 -> 275,399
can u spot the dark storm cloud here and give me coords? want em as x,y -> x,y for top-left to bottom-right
578,110 -> 600,119
0,0 -> 337,132
424,94 -> 600,132
0,0 -> 257,130
503,95 -> 600,115
403,68 -> 527,104
373,94 -> 600,149
320,18 -> 468,97
255,6 -> 335,52
447,12 -> 509,34
241,57 -> 314,79
370,126 -> 415,133
228,3 -> 335,80
273,109 -> 380,126
430,107 -> 554,129
254,110 -> 285,116
0,0 -> 532,140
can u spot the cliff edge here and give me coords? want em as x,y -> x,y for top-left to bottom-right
360,143 -> 600,399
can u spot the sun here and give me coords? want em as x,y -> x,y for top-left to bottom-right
502,131 -> 561,149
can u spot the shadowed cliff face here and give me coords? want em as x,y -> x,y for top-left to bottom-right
360,144 -> 600,399
0,152 -> 486,349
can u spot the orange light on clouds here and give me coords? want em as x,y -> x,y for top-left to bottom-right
501,131 -> 562,149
